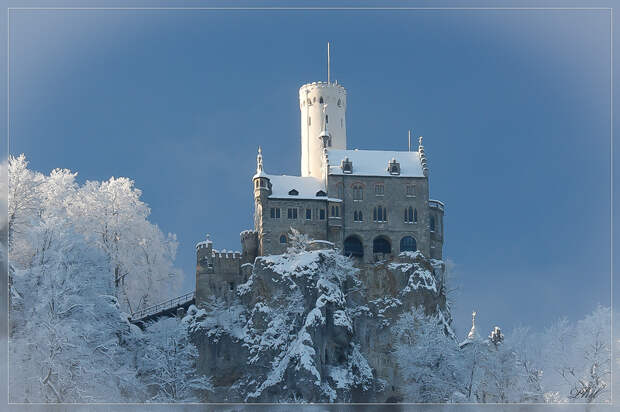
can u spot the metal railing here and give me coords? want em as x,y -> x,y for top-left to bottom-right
130,291 -> 195,321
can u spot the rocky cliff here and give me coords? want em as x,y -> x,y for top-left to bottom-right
184,246 -> 451,403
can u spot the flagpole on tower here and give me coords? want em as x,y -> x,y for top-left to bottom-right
327,42 -> 331,84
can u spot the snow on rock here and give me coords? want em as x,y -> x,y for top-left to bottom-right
187,247 -> 449,403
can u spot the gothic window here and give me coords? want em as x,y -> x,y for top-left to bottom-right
288,189 -> 299,196
400,236 -> 417,252
354,211 -> 358,222
330,205 -> 340,217
326,115 -> 329,123
375,183 -> 384,196
406,184 -> 416,197
270,208 -> 280,219
306,208 -> 312,220
414,208 -> 418,223
259,179 -> 267,188
352,184 -> 363,201
405,206 -> 414,223
337,98 -> 342,107
358,210 -> 363,221
287,208 -> 298,219
320,96 -> 324,104
255,180 -> 259,188
319,209 -> 326,220
279,234 -> 287,244
373,206 -> 387,222
430,215 -> 436,232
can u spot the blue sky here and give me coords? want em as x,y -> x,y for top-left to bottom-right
7,5 -> 616,337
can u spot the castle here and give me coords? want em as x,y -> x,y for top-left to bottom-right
195,61 -> 445,307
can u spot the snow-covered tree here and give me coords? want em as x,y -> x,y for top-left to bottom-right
139,316 -> 212,402
71,177 -> 181,312
9,227 -> 144,402
541,305 -> 611,403
393,307 -> 462,402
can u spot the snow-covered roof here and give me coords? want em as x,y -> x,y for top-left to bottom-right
327,149 -> 425,177
264,174 -> 339,201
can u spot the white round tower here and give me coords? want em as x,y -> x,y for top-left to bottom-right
299,81 -> 347,178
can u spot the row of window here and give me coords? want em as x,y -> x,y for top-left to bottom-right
270,207 -> 327,221
347,183 -> 416,201
269,206 -> 438,230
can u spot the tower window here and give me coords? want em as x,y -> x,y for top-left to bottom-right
307,98 -> 312,106
319,209 -> 326,220
430,215 -> 436,232
326,115 -> 328,123
270,208 -> 281,219
287,208 -> 298,219
319,96 -> 324,104
306,208 -> 312,220
375,184 -> 384,196
337,98 -> 342,107
414,208 -> 418,223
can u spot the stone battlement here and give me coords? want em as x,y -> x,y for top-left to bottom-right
212,250 -> 241,260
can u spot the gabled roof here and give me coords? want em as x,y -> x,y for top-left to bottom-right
327,149 -> 425,177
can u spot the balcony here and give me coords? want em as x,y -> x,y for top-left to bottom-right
429,199 -> 444,212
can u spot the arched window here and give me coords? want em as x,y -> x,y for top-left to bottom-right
319,96 -> 324,104
326,115 -> 329,124
358,211 -> 363,221
373,236 -> 391,254
279,234 -> 287,244
414,208 -> 418,223
430,215 -> 436,232
373,207 -> 377,221
337,98 -> 342,107
307,98 -> 312,106
344,235 -> 364,257
400,236 -> 417,252
354,211 -> 358,221
373,206 -> 387,222
378,206 -> 383,221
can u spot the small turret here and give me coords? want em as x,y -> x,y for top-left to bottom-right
418,136 -> 428,177
253,147 -> 271,196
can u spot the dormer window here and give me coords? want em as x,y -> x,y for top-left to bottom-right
388,158 -> 401,175
341,157 -> 353,174
288,189 -> 299,196
316,190 -> 327,197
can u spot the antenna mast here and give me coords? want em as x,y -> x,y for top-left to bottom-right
327,42 -> 331,84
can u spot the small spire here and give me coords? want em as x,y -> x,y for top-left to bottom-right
418,136 -> 423,147
256,146 -> 263,173
467,311 -> 478,340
